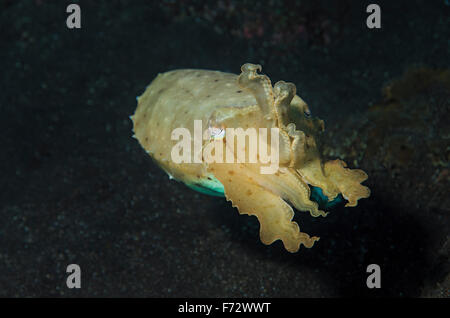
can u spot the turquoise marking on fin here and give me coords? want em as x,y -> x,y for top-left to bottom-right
309,185 -> 343,210
186,183 -> 225,197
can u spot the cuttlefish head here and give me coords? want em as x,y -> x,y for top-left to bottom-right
205,63 -> 370,252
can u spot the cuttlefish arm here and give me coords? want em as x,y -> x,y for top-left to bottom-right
207,162 -> 320,252
203,64 -> 326,251
204,64 -> 369,252
237,63 -> 275,119
258,64 -> 370,207
323,160 -> 370,207
296,158 -> 370,207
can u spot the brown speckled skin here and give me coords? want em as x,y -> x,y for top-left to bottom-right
132,68 -> 258,183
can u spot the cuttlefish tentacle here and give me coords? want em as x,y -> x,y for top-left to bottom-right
273,80 -> 296,127
273,81 -> 308,169
277,130 -> 293,166
207,162 -> 320,252
235,64 -> 296,166
285,123 -> 306,168
237,63 -> 275,120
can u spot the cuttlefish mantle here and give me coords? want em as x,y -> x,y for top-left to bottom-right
131,63 -> 370,253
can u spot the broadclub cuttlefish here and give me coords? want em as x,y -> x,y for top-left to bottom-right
131,63 -> 370,253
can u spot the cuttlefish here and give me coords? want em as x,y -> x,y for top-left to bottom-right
131,63 -> 370,252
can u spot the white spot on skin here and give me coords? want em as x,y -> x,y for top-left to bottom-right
208,126 -> 225,140
166,171 -> 175,180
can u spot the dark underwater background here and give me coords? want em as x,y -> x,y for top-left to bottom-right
0,0 -> 448,297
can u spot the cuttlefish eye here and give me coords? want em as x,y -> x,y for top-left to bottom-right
302,104 -> 311,118
304,109 -> 311,118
